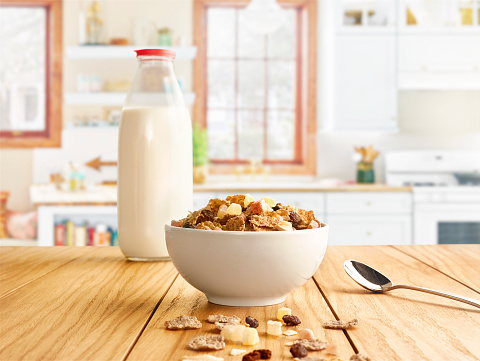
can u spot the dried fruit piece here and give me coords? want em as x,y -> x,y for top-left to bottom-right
243,327 -> 260,345
298,328 -> 315,340
196,209 -> 215,223
350,354 -> 372,361
261,197 -> 277,207
277,306 -> 292,322
164,315 -> 202,330
217,204 -> 228,219
324,318 -> 358,329
283,330 -> 298,336
183,222 -> 196,229
245,316 -> 259,328
221,325 -> 246,342
307,220 -> 319,229
290,343 -> 308,358
171,220 -> 183,227
242,349 -> 272,361
227,203 -> 243,216
187,335 -> 225,351
282,315 -> 301,326
294,339 -> 328,351
256,349 -> 272,359
288,211 -> 302,228
244,193 -> 256,208
275,221 -> 293,231
266,320 -> 282,336
272,203 -> 282,211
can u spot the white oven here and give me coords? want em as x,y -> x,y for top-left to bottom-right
386,151 -> 480,245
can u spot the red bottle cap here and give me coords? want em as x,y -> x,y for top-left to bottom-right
134,49 -> 176,59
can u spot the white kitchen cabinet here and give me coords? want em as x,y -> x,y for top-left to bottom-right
325,192 -> 412,245
333,35 -> 397,131
337,0 -> 397,32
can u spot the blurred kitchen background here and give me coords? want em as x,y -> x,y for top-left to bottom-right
0,0 -> 479,246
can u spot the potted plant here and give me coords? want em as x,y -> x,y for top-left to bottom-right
192,122 -> 208,184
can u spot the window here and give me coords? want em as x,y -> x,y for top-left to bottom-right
193,0 -> 317,174
0,0 -> 62,148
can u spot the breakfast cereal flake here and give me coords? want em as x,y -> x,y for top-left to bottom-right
187,335 -> 225,351
164,315 -> 202,330
182,356 -> 224,361
350,354 -> 372,361
294,339 -> 328,351
324,319 -> 358,330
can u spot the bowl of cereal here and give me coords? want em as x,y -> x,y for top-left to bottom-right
165,194 -> 328,306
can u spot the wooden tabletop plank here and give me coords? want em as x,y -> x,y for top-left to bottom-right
0,247 -> 177,361
128,275 -> 355,361
0,246 -> 96,298
314,245 -> 480,361
392,245 -> 480,294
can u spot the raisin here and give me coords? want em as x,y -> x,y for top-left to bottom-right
283,314 -> 301,326
272,203 -> 282,211
243,351 -> 261,361
256,349 -> 272,359
246,316 -> 259,328
182,222 -> 195,229
288,211 -> 302,228
290,343 -> 308,358
196,209 -> 215,224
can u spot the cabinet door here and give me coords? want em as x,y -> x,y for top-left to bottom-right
326,215 -> 412,245
334,35 -> 397,130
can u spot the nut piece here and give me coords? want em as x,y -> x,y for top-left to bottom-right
350,354 -> 372,361
282,315 -> 301,326
246,316 -> 259,328
187,335 -> 225,351
324,318 -> 358,330
227,203 -> 243,216
290,343 -> 308,358
294,339 -> 328,351
164,315 -> 202,330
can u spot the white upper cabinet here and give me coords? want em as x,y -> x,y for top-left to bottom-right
337,0 -> 398,32
333,35 -> 397,131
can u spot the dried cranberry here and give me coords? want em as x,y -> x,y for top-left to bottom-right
288,211 -> 302,228
182,222 -> 195,229
245,316 -> 259,328
282,314 -> 301,326
290,343 -> 308,358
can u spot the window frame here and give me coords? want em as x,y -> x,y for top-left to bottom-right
193,0 -> 317,175
0,0 -> 62,148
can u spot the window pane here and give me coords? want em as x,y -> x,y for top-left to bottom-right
238,60 -> 265,108
267,9 -> 296,58
208,110 -> 235,160
208,60 -> 235,108
0,7 -> 46,131
267,110 -> 295,160
267,60 -> 296,109
238,110 -> 264,160
207,8 -> 235,58
238,9 -> 265,59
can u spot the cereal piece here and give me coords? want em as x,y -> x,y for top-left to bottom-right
350,354 -> 372,361
296,209 -> 316,230
285,341 -> 294,346
195,221 -> 222,231
277,306 -> 292,322
183,222 -> 196,229
288,211 -> 302,228
293,358 -> 325,361
226,194 -> 246,206
307,220 -> 319,229
227,203 -> 243,216
324,319 -> 358,330
244,193 -> 256,208
215,321 -> 241,330
283,330 -> 298,336
187,335 -> 225,351
171,220 -> 183,227
224,214 -> 246,231
261,197 -> 277,207
266,320 -> 282,336
245,316 -> 259,328
207,314 -> 241,324
275,221 -> 293,231
164,315 -> 202,330
282,315 -> 301,326
243,327 -> 260,345
294,339 -> 328,351
230,349 -> 247,356
275,208 -> 290,221
217,204 -> 228,219
206,198 -> 230,214
221,325 -> 246,342
298,328 -> 315,340
290,343 -> 308,358
249,215 -> 281,229
182,356 -> 224,361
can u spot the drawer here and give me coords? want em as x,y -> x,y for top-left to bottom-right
326,192 -> 412,215
326,215 -> 412,245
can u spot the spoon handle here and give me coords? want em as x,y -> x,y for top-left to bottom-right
391,284 -> 480,309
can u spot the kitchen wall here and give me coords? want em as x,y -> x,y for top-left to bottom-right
1,0 -> 479,212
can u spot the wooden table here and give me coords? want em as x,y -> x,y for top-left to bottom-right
1,245 -> 479,361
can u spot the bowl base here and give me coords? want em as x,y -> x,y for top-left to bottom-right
206,294 -> 287,307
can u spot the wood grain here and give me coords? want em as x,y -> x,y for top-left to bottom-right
392,245 -> 480,294
315,245 -> 480,361
0,246 -> 94,297
0,247 -> 177,361
128,275 -> 355,361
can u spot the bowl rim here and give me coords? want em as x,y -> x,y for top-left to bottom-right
165,223 -> 329,236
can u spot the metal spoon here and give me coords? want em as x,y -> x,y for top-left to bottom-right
344,260 -> 480,309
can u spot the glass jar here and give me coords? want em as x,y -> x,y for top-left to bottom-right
117,49 -> 193,261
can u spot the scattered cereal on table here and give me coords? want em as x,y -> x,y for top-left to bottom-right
298,328 -> 316,340
266,320 -> 283,336
350,354 -> 372,361
230,349 -> 247,356
276,306 -> 292,322
324,319 -> 358,330
187,335 -> 225,351
242,327 -> 260,345
164,315 -> 202,330
294,339 -> 328,351
290,343 -> 308,358
245,316 -> 259,328
325,343 -> 338,355
221,325 -> 246,342
293,358 -> 325,361
242,349 -> 272,361
207,314 -> 241,324
283,329 -> 298,336
282,315 -> 301,326
182,356 -> 224,361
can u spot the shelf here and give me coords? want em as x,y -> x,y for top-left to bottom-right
398,73 -> 480,90
66,45 -> 197,59
64,92 -> 196,106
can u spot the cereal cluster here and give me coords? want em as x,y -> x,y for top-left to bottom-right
171,194 -> 325,232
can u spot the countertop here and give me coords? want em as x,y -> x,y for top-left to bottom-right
1,245 -> 479,360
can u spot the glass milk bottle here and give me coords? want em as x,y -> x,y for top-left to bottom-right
118,49 -> 193,261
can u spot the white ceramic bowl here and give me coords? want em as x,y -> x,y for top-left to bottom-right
165,224 -> 329,306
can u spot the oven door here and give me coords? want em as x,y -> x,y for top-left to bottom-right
414,203 -> 480,244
